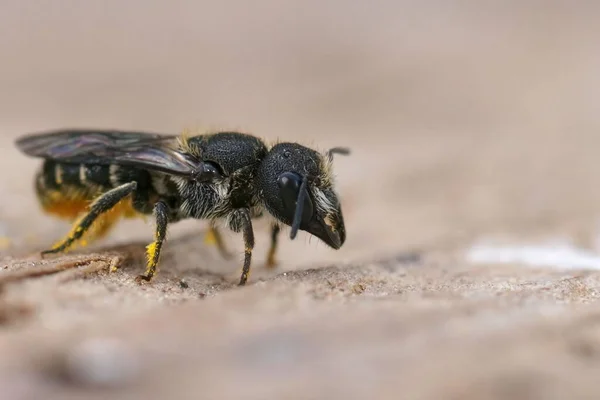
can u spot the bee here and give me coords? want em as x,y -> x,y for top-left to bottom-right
15,129 -> 349,285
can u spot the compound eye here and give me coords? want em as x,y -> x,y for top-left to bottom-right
277,172 -> 314,225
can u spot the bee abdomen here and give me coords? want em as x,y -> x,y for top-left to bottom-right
35,161 -> 98,220
38,160 -> 115,191
35,160 -> 158,219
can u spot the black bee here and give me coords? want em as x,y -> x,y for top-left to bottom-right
15,129 -> 349,285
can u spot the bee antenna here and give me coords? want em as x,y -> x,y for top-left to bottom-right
290,175 -> 308,240
327,147 -> 351,161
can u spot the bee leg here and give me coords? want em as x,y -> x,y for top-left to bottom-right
238,209 -> 255,286
266,223 -> 280,268
137,201 -> 169,283
205,224 -> 233,260
42,182 -> 137,255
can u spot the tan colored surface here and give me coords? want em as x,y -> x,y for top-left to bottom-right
2,2 -> 600,399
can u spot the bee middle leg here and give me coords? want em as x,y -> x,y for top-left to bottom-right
42,182 -> 138,255
237,209 -> 255,286
204,224 -> 233,260
137,200 -> 169,282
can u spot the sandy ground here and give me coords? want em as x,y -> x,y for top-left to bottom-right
3,1 -> 600,399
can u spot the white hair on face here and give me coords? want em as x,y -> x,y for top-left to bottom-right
313,187 -> 336,214
320,151 -> 335,187
308,149 -> 340,214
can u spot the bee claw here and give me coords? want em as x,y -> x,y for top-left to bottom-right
265,258 -> 278,269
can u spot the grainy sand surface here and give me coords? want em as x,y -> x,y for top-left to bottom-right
2,2 -> 600,399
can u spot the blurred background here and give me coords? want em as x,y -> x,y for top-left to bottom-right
4,2 -> 600,398
2,0 -> 600,263
3,2 -> 600,258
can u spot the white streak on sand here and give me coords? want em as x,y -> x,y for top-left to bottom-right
466,240 -> 600,271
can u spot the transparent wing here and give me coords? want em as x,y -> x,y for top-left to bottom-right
16,129 -> 201,177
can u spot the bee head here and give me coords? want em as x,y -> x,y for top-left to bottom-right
256,142 -> 349,249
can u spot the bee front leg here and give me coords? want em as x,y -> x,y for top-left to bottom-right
266,223 -> 280,268
137,200 -> 169,283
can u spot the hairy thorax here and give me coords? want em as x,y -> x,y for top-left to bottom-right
167,171 -> 262,228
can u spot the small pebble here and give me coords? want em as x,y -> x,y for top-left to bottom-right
179,279 -> 189,289
61,337 -> 139,388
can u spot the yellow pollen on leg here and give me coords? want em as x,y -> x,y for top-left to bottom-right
146,242 -> 158,264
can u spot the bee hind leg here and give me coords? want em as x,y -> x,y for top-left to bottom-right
42,182 -> 138,256
136,200 -> 169,283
